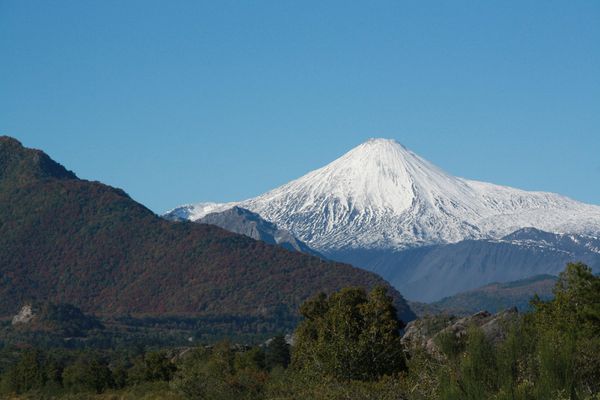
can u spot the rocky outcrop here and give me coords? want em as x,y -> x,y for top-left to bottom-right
194,206 -> 323,258
10,302 -> 104,337
11,304 -> 35,325
401,308 -> 519,357
479,308 -> 519,343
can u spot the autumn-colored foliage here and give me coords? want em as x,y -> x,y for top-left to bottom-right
0,136 -> 414,326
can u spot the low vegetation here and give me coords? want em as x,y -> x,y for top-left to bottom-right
0,262 -> 598,399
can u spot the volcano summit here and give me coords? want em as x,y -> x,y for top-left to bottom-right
168,139 -> 600,251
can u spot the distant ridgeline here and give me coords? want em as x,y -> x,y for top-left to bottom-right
410,274 -> 558,317
0,136 -> 415,338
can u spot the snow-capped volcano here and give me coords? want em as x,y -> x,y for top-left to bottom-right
166,138 -> 600,252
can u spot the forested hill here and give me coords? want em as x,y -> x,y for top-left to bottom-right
410,274 -> 558,317
0,136 -> 415,323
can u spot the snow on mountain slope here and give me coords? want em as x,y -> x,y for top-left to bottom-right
165,138 -> 600,252
165,202 -> 238,221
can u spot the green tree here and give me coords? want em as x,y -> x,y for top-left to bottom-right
436,327 -> 498,400
62,354 -> 114,394
173,342 -> 268,400
461,327 -> 498,399
292,286 -> 405,381
236,346 -> 266,371
144,351 -> 176,382
128,351 -> 176,384
265,335 -> 290,370
172,347 -> 211,399
111,360 -> 129,389
494,321 -> 536,400
0,349 -> 46,393
529,262 -> 600,398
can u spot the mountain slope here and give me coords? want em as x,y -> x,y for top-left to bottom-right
0,136 -> 414,324
410,274 -> 558,317
168,139 -> 600,252
168,206 -> 322,258
370,228 -> 600,302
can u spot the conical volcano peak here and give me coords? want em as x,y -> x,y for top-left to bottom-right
354,138 -> 410,155
238,138 -> 462,225
364,137 -> 403,146
332,138 -> 454,195
343,138 -> 430,169
170,138 -> 600,252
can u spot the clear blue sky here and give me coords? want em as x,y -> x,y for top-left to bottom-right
1,1 -> 599,213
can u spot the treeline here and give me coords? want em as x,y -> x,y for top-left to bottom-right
0,336 -> 291,399
1,262 -> 599,399
1,311 -> 298,351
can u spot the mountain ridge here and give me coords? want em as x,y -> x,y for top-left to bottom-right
410,274 -> 558,317
368,227 -> 600,301
0,136 -> 415,324
0,136 -> 78,183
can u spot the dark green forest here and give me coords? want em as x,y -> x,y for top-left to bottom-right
1,262 -> 598,400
